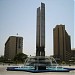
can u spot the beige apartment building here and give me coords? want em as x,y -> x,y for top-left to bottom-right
4,36 -> 23,61
53,25 -> 71,62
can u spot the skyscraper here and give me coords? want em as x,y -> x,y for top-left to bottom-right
36,3 -> 45,56
53,25 -> 71,61
4,36 -> 23,60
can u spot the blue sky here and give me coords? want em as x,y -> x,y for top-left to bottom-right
0,0 -> 74,56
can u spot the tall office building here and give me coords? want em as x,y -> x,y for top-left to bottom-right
36,3 -> 45,56
53,25 -> 71,61
71,48 -> 75,58
4,36 -> 23,60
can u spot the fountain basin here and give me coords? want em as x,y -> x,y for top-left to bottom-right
6,56 -> 75,72
7,66 -> 70,72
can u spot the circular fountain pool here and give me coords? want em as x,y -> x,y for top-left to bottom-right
7,56 -> 75,72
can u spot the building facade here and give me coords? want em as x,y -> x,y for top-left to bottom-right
36,3 -> 45,56
71,48 -> 75,58
4,36 -> 23,60
53,25 -> 71,61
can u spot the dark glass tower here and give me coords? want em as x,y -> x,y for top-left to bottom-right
36,3 -> 45,56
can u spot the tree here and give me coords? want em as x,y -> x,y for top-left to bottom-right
0,56 -> 4,62
14,53 -> 28,63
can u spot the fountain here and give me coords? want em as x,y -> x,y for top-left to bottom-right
7,56 -> 75,72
